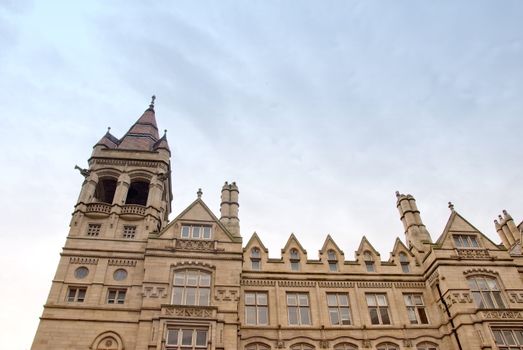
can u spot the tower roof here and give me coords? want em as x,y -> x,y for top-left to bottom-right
94,96 -> 168,152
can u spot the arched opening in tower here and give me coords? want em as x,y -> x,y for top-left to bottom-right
125,181 -> 150,206
94,178 -> 117,204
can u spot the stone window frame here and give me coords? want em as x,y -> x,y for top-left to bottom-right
326,292 -> 352,325
452,233 -> 480,249
107,288 -> 127,304
244,291 -> 269,326
181,224 -> 213,240
165,326 -> 209,350
290,343 -> 315,350
333,342 -> 358,350
290,248 -> 301,271
66,286 -> 87,302
491,328 -> 523,349
245,342 -> 270,350
467,275 -> 506,309
403,293 -> 429,325
87,223 -> 102,237
327,249 -> 339,272
376,342 -> 399,350
365,293 -> 392,325
416,341 -> 439,350
399,252 -> 410,273
123,225 -> 137,239
171,268 -> 212,306
363,251 -> 375,272
250,247 -> 261,270
287,292 -> 312,326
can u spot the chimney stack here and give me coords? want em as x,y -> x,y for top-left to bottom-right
396,191 -> 432,251
495,210 -> 520,248
220,181 -> 240,237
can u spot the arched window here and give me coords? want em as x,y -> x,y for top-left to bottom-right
290,343 -> 314,350
251,247 -> 261,270
333,343 -> 357,350
467,276 -> 505,309
399,252 -> 410,273
172,269 -> 211,306
290,248 -> 300,271
417,342 -> 439,350
94,178 -> 117,204
245,342 -> 270,350
327,249 -> 338,272
125,180 -> 149,205
377,342 -> 399,350
363,251 -> 375,272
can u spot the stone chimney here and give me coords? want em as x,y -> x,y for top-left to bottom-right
220,181 -> 240,237
396,191 -> 432,251
495,210 -> 520,248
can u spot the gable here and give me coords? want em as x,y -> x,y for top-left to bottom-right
436,211 -> 499,250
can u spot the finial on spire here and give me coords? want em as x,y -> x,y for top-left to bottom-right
149,95 -> 156,109
197,188 -> 203,198
107,126 -> 111,133
395,190 -> 400,198
164,129 -> 167,136
448,202 -> 454,211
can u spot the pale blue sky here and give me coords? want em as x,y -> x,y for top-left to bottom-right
1,1 -> 523,348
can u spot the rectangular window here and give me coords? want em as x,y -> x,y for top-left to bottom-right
166,327 -> 208,349
87,223 -> 101,236
329,262 -> 338,272
172,270 -> 211,306
107,289 -> 126,304
123,225 -> 136,239
287,292 -> 311,325
327,293 -> 351,325
67,287 -> 86,302
453,234 -> 479,248
492,329 -> 523,349
245,292 -> 268,325
404,294 -> 429,324
181,224 -> 212,240
366,293 -> 391,325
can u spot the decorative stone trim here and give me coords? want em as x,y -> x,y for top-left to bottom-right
108,259 -> 137,267
457,249 -> 490,259
463,268 -> 499,276
175,239 -> 215,251
70,257 -> 98,265
480,310 -> 523,320
241,279 -> 276,286
143,286 -> 168,298
161,305 -> 216,319
278,280 -> 316,287
319,340 -> 329,348
92,158 -> 165,169
428,270 -> 440,286
318,281 -> 354,288
215,288 -> 239,301
508,292 -> 523,303
394,281 -> 425,288
357,281 -> 393,288
445,292 -> 473,306
171,261 -> 215,270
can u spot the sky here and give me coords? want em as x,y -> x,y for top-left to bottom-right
1,1 -> 522,348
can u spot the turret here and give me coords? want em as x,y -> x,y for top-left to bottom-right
396,191 -> 432,251
220,181 -> 240,237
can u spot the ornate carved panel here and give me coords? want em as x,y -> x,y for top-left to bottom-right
457,249 -> 490,259
480,310 -> 523,320
318,281 -> 354,288
143,286 -> 168,298
278,280 -> 316,287
445,291 -> 473,306
175,239 -> 215,251
509,292 -> 523,303
161,305 -> 216,319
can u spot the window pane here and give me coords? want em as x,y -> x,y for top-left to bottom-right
259,307 -> 268,325
185,287 -> 196,305
493,330 -> 504,345
192,226 -> 201,238
199,288 -> 209,306
407,308 -> 417,323
186,271 -> 198,286
401,263 -> 410,273
181,329 -> 192,345
493,292 -> 505,308
77,289 -> 86,301
470,236 -> 479,247
503,331 -> 516,345
298,294 -> 309,306
404,295 -> 413,306
246,306 -> 256,324
453,236 -> 461,247
366,295 -> 376,306
199,273 -> 210,287
369,308 -> 379,324
339,294 -> 349,306
366,262 -> 375,272
329,309 -> 339,324
181,225 -> 190,238
172,287 -> 183,304
203,226 -> 211,239
471,292 -> 484,308
252,260 -> 260,270
418,308 -> 428,324
300,308 -> 311,324
477,278 -> 489,291
487,278 -> 499,290
288,307 -> 298,324
483,292 -> 495,308
340,308 -> 351,324
329,262 -> 338,271
377,294 -> 387,306
287,294 -> 297,306
196,330 -> 207,346
245,293 -> 256,305
379,308 -> 391,324
291,262 -> 300,271
327,294 -> 338,306
167,329 -> 179,345
257,293 -> 267,305
174,272 -> 185,285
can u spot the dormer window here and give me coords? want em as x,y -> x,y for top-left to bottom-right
181,225 -> 212,240
251,247 -> 261,270
399,252 -> 410,273
327,250 -> 338,272
290,249 -> 300,271
453,234 -> 479,248
363,251 -> 375,272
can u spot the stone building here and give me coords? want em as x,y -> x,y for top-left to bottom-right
32,101 -> 523,350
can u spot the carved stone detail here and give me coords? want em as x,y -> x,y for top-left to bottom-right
394,281 -> 425,288
162,305 -> 216,319
357,282 -> 393,288
403,339 -> 412,347
318,281 -> 354,288
143,286 -> 168,298
92,158 -> 166,170
362,340 -> 371,348
70,257 -> 98,265
428,270 -> 440,286
480,310 -> 523,320
215,288 -> 239,301
457,249 -> 490,259
509,292 -> 523,303
463,268 -> 499,276
445,292 -> 473,306
241,279 -> 276,286
175,239 -> 215,251
108,259 -> 137,267
319,340 -> 329,348
278,280 -> 316,287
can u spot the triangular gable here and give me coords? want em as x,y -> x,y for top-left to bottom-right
390,237 -> 415,262
281,233 -> 307,255
355,236 -> 380,259
435,210 -> 499,250
319,235 -> 345,259
244,232 -> 269,253
158,198 -> 240,242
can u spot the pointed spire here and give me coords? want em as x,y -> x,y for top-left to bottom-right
118,96 -> 160,151
153,129 -> 170,153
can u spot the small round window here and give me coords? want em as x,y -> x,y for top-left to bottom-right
113,269 -> 128,281
74,266 -> 89,279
